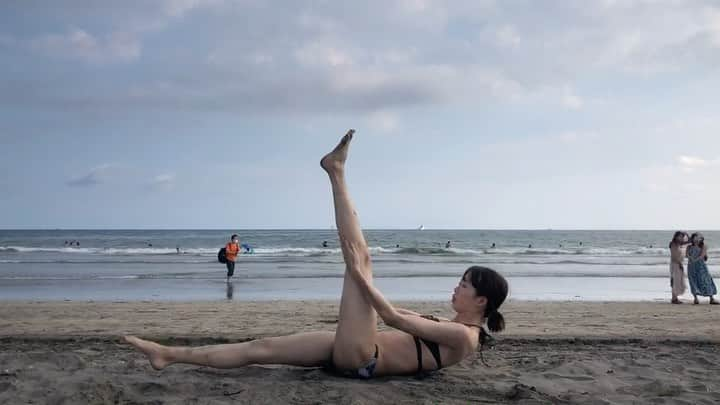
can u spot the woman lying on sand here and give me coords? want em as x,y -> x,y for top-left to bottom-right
124,130 -> 508,378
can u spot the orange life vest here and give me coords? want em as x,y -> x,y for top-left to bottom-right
225,242 -> 240,262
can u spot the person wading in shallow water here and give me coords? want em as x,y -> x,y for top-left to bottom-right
224,234 -> 241,283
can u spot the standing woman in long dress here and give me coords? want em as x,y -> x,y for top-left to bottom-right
686,233 -> 718,305
669,231 -> 688,304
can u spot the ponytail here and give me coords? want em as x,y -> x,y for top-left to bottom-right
478,327 -> 497,367
486,309 -> 505,333
478,309 -> 504,367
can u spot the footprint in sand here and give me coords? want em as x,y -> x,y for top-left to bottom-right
541,372 -> 595,382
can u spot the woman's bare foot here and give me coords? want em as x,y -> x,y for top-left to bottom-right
671,298 -> 683,304
123,335 -> 173,370
321,129 -> 354,175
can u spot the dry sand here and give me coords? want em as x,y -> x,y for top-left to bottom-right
1,300 -> 719,404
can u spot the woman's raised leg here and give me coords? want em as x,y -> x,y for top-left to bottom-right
320,130 -> 377,369
123,332 -> 335,370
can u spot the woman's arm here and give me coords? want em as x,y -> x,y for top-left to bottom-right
354,269 -> 469,348
396,308 -> 452,322
396,308 -> 421,316
341,239 -> 470,349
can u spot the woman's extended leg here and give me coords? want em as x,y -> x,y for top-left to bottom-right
123,332 -> 335,370
320,130 -> 377,369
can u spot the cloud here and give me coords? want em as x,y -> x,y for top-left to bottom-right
676,155 -> 720,173
642,153 -> 720,195
6,0 -> 225,65
683,183 -> 706,192
294,42 -> 354,68
161,0 -> 225,18
3,1 -> 720,114
556,131 -> 597,143
367,111 -> 401,133
66,164 -> 115,187
677,155 -> 709,167
561,86 -> 583,110
65,165 -> 178,191
495,25 -> 521,48
28,28 -> 141,64
645,182 -> 670,193
146,173 -> 176,191
0,34 -> 16,47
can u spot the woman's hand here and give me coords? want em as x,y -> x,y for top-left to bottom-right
340,237 -> 370,273
340,237 -> 399,323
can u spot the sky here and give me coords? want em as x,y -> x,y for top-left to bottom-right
2,0 -> 720,230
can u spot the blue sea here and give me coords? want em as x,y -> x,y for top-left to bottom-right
1,229 -> 718,302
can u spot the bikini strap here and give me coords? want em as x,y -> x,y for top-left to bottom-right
413,336 -> 423,374
423,339 -> 443,369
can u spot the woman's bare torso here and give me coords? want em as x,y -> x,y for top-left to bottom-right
373,328 -> 478,376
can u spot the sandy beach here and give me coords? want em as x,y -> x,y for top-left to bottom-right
1,300 -> 720,404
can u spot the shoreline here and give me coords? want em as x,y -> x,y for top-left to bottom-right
0,275 -> 679,301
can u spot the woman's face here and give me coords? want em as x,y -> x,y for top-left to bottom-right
451,273 -> 481,312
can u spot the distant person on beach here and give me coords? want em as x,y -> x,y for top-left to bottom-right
669,231 -> 690,304
322,241 -> 328,248
528,244 -> 532,249
125,130 -> 507,379
445,241 -> 452,249
176,246 -> 181,254
686,233 -> 718,305
224,234 -> 241,283
491,243 -> 495,248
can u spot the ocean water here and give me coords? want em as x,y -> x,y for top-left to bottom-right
1,229 -> 718,301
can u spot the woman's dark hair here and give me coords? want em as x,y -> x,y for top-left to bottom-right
463,266 -> 508,333
690,233 -> 705,249
231,234 -> 238,240
463,266 -> 508,366
669,231 -> 686,248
